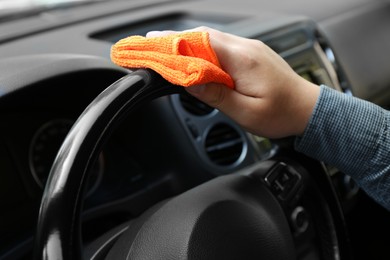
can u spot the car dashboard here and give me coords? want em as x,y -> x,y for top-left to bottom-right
1,0 -> 390,259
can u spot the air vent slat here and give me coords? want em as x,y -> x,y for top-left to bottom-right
205,138 -> 243,152
205,123 -> 244,166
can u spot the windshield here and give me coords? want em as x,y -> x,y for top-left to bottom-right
0,0 -> 101,10
0,0 -> 104,21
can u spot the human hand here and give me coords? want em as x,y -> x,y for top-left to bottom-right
147,27 -> 320,138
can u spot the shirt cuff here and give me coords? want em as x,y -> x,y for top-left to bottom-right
294,85 -> 390,210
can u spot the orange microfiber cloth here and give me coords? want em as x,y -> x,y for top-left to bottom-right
110,32 -> 234,88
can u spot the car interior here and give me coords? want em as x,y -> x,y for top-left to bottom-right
1,0 -> 390,259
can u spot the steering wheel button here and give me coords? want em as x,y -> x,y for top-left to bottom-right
272,181 -> 284,194
291,206 -> 309,234
264,162 -> 301,200
280,172 -> 291,183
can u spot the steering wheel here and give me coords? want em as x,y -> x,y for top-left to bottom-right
33,69 -> 351,260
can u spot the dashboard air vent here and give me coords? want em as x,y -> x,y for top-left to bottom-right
180,93 -> 214,116
205,123 -> 243,166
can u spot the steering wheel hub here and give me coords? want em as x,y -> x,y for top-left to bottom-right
107,174 -> 295,260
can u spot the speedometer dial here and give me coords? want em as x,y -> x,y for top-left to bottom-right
29,119 -> 103,195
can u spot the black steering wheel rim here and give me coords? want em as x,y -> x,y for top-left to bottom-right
33,69 -> 183,260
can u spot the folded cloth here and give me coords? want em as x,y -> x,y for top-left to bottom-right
110,32 -> 234,88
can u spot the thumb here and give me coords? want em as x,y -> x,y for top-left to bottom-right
186,83 -> 228,109
185,83 -> 257,126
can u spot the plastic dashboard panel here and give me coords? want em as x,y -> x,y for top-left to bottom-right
319,3 -> 390,106
0,0 -> 388,108
0,54 -> 127,97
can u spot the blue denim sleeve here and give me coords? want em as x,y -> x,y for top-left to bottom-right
295,85 -> 390,210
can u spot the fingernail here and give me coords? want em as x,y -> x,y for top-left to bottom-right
145,31 -> 162,38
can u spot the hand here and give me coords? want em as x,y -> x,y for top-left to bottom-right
147,27 -> 320,138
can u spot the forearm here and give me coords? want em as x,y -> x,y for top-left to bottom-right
295,85 -> 390,210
